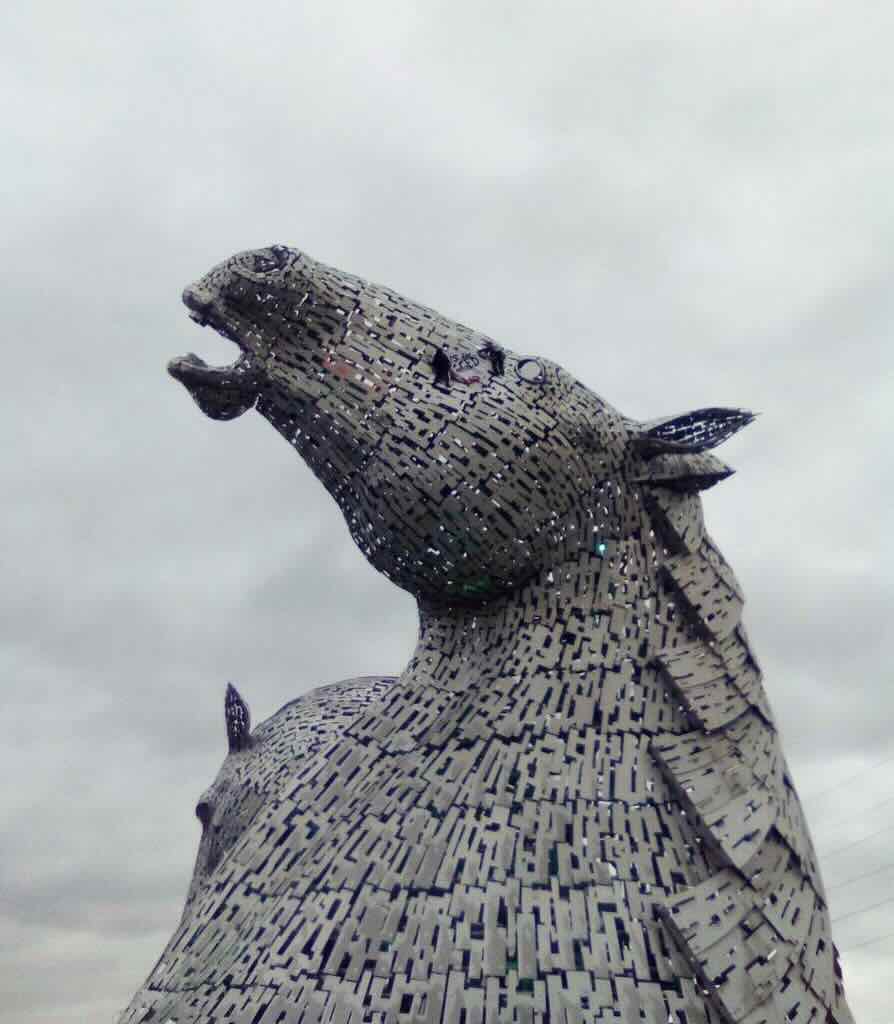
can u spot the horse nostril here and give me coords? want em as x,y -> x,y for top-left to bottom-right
195,801 -> 212,828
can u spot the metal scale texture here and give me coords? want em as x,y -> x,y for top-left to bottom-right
118,245 -> 854,1024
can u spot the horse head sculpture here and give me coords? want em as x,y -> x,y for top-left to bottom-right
117,246 -> 853,1024
170,245 -> 749,603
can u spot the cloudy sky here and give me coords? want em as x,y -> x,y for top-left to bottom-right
3,1 -> 893,1020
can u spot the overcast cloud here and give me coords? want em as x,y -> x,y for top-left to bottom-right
2,2 -> 893,1020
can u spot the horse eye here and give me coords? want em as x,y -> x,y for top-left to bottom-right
517,358 -> 545,384
270,245 -> 292,268
431,347 -> 452,387
253,246 -> 290,274
195,801 -> 212,827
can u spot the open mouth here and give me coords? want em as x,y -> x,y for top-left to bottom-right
168,291 -> 262,421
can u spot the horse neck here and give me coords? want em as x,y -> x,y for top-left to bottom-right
399,500 -> 698,737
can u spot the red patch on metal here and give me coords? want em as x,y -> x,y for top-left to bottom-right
323,354 -> 387,394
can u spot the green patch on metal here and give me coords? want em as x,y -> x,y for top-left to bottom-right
460,575 -> 493,596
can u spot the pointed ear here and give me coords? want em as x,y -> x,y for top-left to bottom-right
632,451 -> 735,492
630,407 -> 755,458
225,683 -> 252,753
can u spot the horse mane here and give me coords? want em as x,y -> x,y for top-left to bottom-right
623,413 -> 846,1020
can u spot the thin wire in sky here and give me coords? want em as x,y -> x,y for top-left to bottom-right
821,821 -> 894,860
827,860 -> 894,893
840,930 -> 894,954
811,792 -> 894,832
832,893 -> 894,927
803,750 -> 894,808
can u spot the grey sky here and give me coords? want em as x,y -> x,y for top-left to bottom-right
3,1 -> 893,1020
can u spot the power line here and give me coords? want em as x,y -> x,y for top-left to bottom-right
827,860 -> 894,893
832,893 -> 894,926
802,750 -> 894,806
820,821 -> 894,860
810,792 -> 894,831
840,930 -> 894,954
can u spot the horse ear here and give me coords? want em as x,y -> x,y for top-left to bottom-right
629,407 -> 755,458
225,683 -> 252,753
632,450 -> 735,492
628,407 -> 755,493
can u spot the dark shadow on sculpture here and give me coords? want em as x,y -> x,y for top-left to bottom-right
117,246 -> 854,1024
